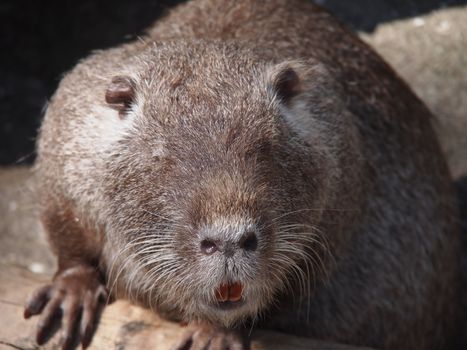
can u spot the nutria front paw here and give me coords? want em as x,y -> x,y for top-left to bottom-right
172,323 -> 247,350
24,264 -> 108,350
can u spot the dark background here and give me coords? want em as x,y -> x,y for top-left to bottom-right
1,0 -> 466,165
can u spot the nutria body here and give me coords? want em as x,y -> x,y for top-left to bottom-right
25,0 -> 461,349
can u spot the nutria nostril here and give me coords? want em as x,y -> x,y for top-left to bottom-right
239,231 -> 258,252
200,239 -> 219,255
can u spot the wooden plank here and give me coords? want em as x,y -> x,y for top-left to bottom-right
0,165 -> 369,349
0,264 -> 372,350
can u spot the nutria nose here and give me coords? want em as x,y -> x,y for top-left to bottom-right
200,231 -> 258,256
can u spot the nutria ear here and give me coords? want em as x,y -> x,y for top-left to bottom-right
105,75 -> 136,117
268,62 -> 345,143
267,63 -> 303,106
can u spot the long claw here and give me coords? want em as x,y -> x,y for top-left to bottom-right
227,334 -> 245,350
61,333 -> 76,350
80,291 -> 99,349
60,296 -> 81,350
24,284 -> 51,319
36,293 -> 63,345
81,323 -> 94,349
24,264 -> 107,349
172,329 -> 194,350
209,336 -> 225,350
191,329 -> 211,350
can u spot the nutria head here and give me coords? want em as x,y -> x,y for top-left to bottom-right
101,41 -> 355,327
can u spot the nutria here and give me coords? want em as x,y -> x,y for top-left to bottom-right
24,0 -> 461,349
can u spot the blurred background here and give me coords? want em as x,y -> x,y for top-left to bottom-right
0,0 -> 466,166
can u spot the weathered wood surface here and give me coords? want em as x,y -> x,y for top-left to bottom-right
0,167 -> 368,350
0,264 -> 362,350
361,6 -> 467,179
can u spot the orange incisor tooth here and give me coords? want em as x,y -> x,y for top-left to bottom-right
228,282 -> 243,302
216,283 -> 229,302
215,282 -> 243,302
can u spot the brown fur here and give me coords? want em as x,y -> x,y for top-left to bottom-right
30,0 -> 460,349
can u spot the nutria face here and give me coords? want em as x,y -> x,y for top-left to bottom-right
102,43 -> 335,327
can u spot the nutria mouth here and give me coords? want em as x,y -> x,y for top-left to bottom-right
215,282 -> 244,303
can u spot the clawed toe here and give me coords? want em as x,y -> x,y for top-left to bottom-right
24,284 -> 52,319
24,265 -> 107,350
36,291 -> 64,345
80,288 -> 107,348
